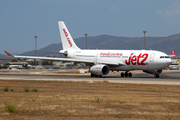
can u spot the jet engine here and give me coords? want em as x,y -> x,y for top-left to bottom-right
143,69 -> 162,78
89,64 -> 110,75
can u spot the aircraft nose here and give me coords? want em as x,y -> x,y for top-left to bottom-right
166,59 -> 172,65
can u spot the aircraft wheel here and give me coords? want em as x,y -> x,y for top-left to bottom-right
99,75 -> 102,78
154,74 -> 159,78
95,75 -> 98,78
91,73 -> 94,77
121,72 -> 124,77
129,72 -> 132,77
125,72 -> 128,77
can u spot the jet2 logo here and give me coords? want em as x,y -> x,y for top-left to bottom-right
125,53 -> 148,65
63,29 -> 72,47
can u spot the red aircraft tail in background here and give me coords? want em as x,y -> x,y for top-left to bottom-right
4,51 -> 12,56
171,50 -> 175,56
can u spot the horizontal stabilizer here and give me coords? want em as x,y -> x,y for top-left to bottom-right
36,50 -> 61,54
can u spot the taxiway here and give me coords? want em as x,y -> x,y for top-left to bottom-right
0,70 -> 180,85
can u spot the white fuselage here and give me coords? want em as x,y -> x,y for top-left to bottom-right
66,49 -> 172,71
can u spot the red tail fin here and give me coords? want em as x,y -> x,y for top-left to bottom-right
171,50 -> 175,55
4,51 -> 12,56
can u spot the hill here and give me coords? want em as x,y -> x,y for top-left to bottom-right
0,53 -> 5,57
20,34 -> 180,58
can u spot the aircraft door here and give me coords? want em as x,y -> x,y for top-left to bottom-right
94,53 -> 98,64
73,51 -> 77,58
149,53 -> 155,62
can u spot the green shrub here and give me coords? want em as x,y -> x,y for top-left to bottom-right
11,89 -> 13,92
32,88 -> 38,92
4,86 -> 9,92
95,98 -> 100,103
119,101 -> 124,104
5,104 -> 16,113
24,87 -> 29,92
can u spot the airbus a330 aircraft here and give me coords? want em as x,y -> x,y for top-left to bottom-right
5,21 -> 175,78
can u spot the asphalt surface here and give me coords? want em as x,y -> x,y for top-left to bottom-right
0,70 -> 180,85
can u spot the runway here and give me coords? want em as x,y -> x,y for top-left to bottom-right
0,70 -> 180,85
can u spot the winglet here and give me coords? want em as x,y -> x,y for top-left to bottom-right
4,51 -> 12,56
171,50 -> 175,56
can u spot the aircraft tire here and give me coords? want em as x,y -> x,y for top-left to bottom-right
95,75 -> 98,78
125,72 -> 128,77
91,73 -> 94,77
99,75 -> 102,78
129,72 -> 132,77
154,74 -> 159,78
121,72 -> 124,77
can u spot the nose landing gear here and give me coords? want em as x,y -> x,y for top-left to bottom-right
154,74 -> 159,78
121,71 -> 132,77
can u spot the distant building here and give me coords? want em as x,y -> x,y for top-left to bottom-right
0,57 -> 14,64
53,61 -> 75,69
169,59 -> 180,70
171,59 -> 180,64
4,62 -> 29,69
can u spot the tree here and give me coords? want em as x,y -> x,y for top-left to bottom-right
11,59 -> 18,62
41,60 -> 53,65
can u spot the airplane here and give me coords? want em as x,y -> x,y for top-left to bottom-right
168,63 -> 179,70
4,64 -> 32,69
6,65 -> 23,69
4,21 -> 175,78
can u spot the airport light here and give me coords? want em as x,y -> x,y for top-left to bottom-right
143,31 -> 147,50
35,36 -> 38,56
85,34 -> 88,49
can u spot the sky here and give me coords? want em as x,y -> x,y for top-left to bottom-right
1,0 -> 180,54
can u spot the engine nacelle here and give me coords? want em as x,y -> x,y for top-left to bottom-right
89,64 -> 110,75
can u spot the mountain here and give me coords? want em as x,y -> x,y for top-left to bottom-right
0,53 -> 5,57
20,43 -> 63,57
20,34 -> 180,58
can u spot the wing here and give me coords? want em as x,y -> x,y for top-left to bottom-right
14,55 -> 94,64
4,51 -> 126,66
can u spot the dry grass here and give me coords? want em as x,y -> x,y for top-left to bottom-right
0,80 -> 180,120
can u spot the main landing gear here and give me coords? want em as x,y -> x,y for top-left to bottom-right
121,71 -> 132,77
154,74 -> 159,78
91,73 -> 102,78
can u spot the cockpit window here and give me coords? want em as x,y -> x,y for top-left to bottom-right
160,56 -> 164,58
160,56 -> 170,58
